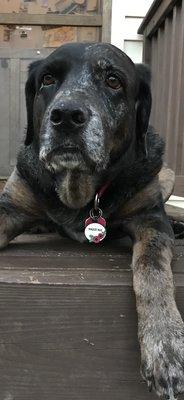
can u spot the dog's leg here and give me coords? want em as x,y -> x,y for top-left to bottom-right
0,168 -> 44,249
127,207 -> 184,398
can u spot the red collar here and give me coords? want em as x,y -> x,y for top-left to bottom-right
97,182 -> 110,199
94,182 -> 110,210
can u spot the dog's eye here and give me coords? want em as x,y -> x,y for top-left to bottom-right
106,75 -> 122,90
42,74 -> 56,86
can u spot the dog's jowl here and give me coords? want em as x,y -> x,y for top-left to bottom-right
0,42 -> 183,398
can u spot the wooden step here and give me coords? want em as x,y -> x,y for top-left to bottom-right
0,233 -> 184,400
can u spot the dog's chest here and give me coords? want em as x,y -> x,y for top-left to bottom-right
46,205 -> 111,243
46,205 -> 89,242
62,224 -> 87,243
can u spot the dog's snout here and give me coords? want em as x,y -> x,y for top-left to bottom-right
50,104 -> 88,128
50,109 -> 63,126
71,110 -> 86,125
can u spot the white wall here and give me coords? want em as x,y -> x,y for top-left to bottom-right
111,0 -> 153,62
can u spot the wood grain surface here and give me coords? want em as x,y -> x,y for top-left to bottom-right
0,234 -> 184,399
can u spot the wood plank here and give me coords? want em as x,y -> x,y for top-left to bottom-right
0,263 -> 132,286
138,0 -> 179,36
142,35 -> 151,65
177,1 -> 184,175
174,175 -> 184,196
0,233 -> 184,283
0,282 -> 177,400
0,57 -> 11,178
0,233 -> 132,255
173,1 -> 184,174
77,26 -> 100,42
10,58 -> 20,167
154,28 -> 163,134
156,27 -> 165,134
102,0 -> 112,42
0,48 -> 52,59
165,5 -> 177,169
0,234 -> 132,286
138,0 -> 162,33
159,17 -> 172,146
0,234 -> 184,398
150,35 -> 157,124
0,274 -> 183,398
0,13 -> 102,27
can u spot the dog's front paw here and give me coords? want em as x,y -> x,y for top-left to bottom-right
0,213 -> 9,249
141,323 -> 184,398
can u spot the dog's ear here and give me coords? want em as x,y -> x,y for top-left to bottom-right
135,64 -> 152,157
25,60 -> 42,146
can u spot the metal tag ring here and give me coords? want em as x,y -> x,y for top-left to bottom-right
94,194 -> 100,210
90,208 -> 102,220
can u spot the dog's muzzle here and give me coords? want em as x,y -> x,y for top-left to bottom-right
39,97 -> 107,172
39,100 -> 89,162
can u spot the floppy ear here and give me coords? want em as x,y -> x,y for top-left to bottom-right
135,64 -> 152,157
25,60 -> 42,146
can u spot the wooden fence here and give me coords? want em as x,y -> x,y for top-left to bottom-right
138,0 -> 184,196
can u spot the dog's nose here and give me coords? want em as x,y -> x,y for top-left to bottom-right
50,104 -> 88,128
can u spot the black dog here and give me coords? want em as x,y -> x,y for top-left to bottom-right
0,42 -> 184,398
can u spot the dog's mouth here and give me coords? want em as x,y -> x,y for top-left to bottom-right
60,146 -> 79,153
39,144 -> 89,172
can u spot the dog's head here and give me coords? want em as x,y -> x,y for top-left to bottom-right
25,43 -> 152,208
25,42 -> 151,175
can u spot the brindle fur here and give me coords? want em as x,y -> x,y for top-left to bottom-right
127,213 -> 184,399
0,43 -> 183,398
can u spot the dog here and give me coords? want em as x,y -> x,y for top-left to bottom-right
0,42 -> 184,398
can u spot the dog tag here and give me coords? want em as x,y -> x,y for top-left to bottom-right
85,213 -> 106,243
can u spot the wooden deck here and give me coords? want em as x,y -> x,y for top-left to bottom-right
0,233 -> 184,399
